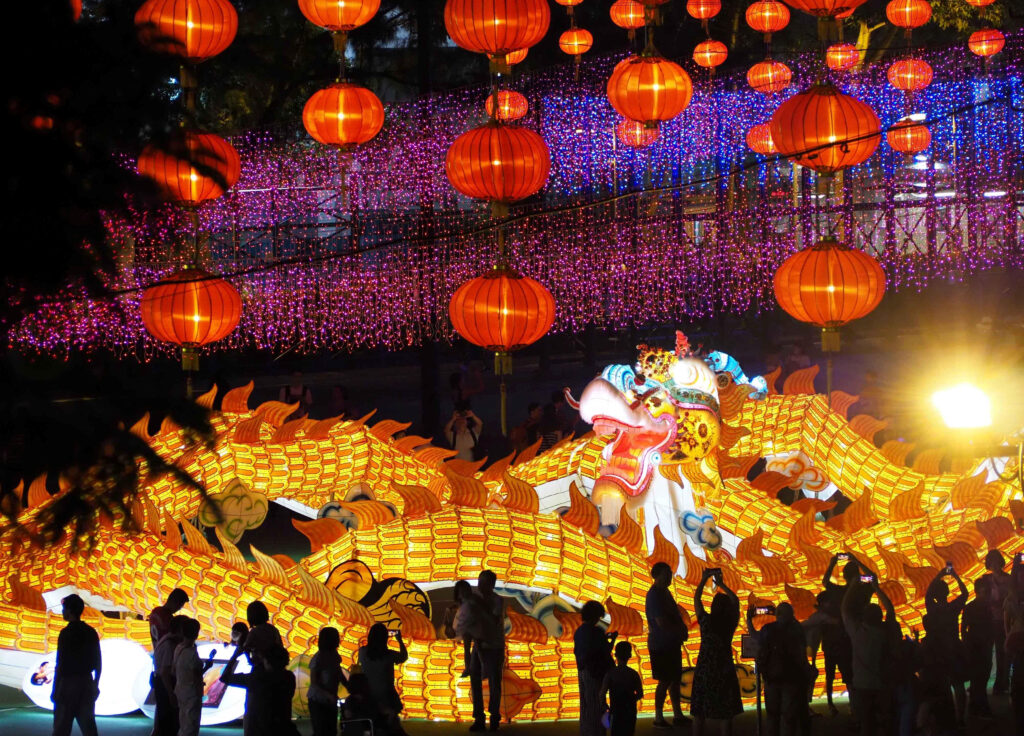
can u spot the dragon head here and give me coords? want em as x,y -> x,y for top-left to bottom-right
572,333 -> 721,506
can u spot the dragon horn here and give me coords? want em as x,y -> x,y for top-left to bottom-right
563,387 -> 579,410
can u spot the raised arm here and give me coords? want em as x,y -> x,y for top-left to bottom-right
950,571 -> 968,609
694,571 -> 711,619
872,578 -> 895,622
823,555 -> 840,590
394,632 -> 409,665
841,571 -> 862,631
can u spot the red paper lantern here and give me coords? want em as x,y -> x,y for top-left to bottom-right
135,0 -> 238,63
773,237 -> 885,350
886,118 -> 931,154
969,29 -> 1005,58
686,0 -> 721,20
747,60 -> 792,93
555,0 -> 584,6
746,1 -> 790,34
746,123 -> 777,155
607,54 -> 693,128
71,0 -> 82,21
617,119 -> 660,148
964,0 -> 995,6
825,43 -> 859,71
610,0 -> 646,30
137,131 -> 240,206
770,83 -> 880,174
885,0 -> 931,29
302,83 -> 385,149
485,90 -> 529,122
693,40 -> 728,68
297,0 -> 380,31
141,267 -> 242,348
449,268 -> 555,353
444,0 -> 550,57
559,28 -> 593,56
505,48 -> 528,64
887,58 -> 932,91
783,0 -> 867,18
445,123 -> 550,203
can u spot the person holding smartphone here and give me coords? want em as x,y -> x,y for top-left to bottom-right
750,600 -> 811,736
690,569 -> 742,736
820,553 -> 859,718
841,567 -> 897,736
924,564 -> 969,729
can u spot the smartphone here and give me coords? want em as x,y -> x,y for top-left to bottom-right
944,561 -> 954,574
754,606 -> 775,616
860,574 -> 874,583
836,552 -> 850,562
1018,552 -> 1024,564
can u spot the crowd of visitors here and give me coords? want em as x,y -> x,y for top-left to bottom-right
47,550 -> 1024,736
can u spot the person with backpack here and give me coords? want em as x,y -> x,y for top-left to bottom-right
574,600 -> 616,736
751,602 -> 811,736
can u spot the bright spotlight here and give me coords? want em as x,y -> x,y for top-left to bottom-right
931,383 -> 992,429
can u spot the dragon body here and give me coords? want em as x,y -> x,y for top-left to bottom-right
1,346 -> 1020,722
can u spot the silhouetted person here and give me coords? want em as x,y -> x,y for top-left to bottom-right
153,615 -> 188,736
358,623 -> 408,736
468,569 -> 505,732
645,561 -> 687,728
537,404 -> 563,453
574,600 -> 616,736
309,626 -> 345,736
149,588 -> 188,736
926,568 -> 968,728
52,593 -> 100,736
842,571 -> 897,736
173,618 -> 207,736
222,644 -> 298,736
279,371 -> 313,419
962,577 -> 994,718
980,550 -> 1012,694
451,579 -> 479,677
150,589 -> 190,649
691,569 -> 741,736
601,641 -> 643,736
821,555 -> 857,717
754,602 -> 810,736
1005,556 -> 1024,735
244,601 -> 283,671
509,403 -> 542,455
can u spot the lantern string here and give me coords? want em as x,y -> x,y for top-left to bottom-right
18,89 -> 1016,312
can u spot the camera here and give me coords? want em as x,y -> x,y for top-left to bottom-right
860,574 -> 875,584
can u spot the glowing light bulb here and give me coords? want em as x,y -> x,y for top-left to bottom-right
931,383 -> 992,429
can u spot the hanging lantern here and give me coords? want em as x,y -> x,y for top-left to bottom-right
302,83 -> 385,149
297,0 -> 380,31
71,0 -> 82,21
747,60 -> 792,93
485,90 -> 529,122
963,0 -> 995,5
555,0 -> 584,10
782,0 -> 867,18
770,83 -> 880,175
450,268 -> 555,356
885,0 -> 931,29
887,58 -> 933,92
559,28 -> 594,56
968,29 -> 1005,58
746,1 -> 790,35
693,40 -> 728,68
607,54 -> 693,128
686,0 -> 721,19
773,237 -> 885,352
445,123 -> 550,204
505,48 -> 529,64
444,0 -> 550,59
617,119 -> 660,148
610,0 -> 646,32
886,118 -> 931,154
746,123 -> 777,155
825,42 -> 859,71
135,0 -> 239,63
141,267 -> 243,370
138,131 -> 241,206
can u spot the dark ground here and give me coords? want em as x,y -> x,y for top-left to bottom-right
0,684 -> 1017,735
